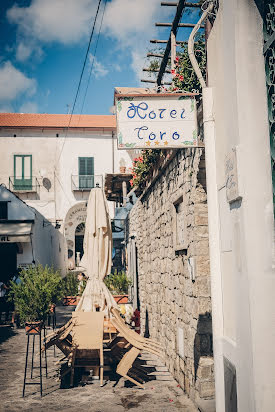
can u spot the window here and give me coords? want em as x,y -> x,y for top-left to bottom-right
78,157 -> 94,189
14,155 -> 32,190
0,202 -> 8,220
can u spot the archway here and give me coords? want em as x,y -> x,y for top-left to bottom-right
64,202 -> 87,270
75,222 -> 85,266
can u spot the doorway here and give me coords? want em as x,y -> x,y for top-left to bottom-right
75,223 -> 85,265
0,243 -> 17,282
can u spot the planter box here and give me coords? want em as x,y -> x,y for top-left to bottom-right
63,296 -> 78,306
25,321 -> 43,335
113,295 -> 129,304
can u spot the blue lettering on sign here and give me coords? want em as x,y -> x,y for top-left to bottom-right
172,131 -> 180,140
149,132 -> 156,141
170,110 -> 177,118
159,109 -> 166,119
127,102 -> 148,119
134,126 -> 148,139
149,110 -> 156,119
160,131 -> 166,140
181,109 -> 185,119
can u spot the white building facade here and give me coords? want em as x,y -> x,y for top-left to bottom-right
0,113 -> 133,279
205,1 -> 275,411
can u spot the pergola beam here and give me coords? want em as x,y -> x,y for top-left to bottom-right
150,39 -> 182,45
156,0 -> 186,86
143,67 -> 171,73
141,79 -> 172,85
161,2 -> 201,7
156,22 -> 204,28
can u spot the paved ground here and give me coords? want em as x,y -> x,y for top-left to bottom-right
0,307 -> 198,412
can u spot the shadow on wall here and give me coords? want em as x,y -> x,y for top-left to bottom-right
194,312 -> 213,381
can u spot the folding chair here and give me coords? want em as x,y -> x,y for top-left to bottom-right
70,312 -> 104,386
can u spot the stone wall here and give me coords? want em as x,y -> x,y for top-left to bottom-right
126,148 -> 215,405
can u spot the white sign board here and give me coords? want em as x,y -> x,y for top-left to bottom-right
115,94 -> 198,149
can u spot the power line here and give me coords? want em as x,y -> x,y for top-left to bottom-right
80,0 -> 107,115
56,0 -> 103,165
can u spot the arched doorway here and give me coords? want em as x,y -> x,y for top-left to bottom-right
75,222 -> 85,266
64,202 -> 87,270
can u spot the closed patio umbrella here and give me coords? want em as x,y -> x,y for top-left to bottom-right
75,187 -> 116,312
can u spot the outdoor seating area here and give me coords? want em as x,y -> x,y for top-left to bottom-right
43,306 -> 163,389
38,187 -> 163,391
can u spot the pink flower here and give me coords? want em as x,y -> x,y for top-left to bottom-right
179,75 -> 184,81
130,179 -> 133,187
171,69 -> 175,75
175,56 -> 179,62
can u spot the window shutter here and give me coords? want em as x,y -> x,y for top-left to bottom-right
78,157 -> 94,189
86,157 -> 94,176
79,157 -> 86,175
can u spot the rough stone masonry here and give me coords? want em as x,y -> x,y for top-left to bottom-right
126,148 -> 215,407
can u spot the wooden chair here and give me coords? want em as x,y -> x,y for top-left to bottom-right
70,312 -> 104,387
109,310 -> 163,388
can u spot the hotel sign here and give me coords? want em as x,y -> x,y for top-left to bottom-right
115,94 -> 198,150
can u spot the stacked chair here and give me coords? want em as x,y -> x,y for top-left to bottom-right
44,308 -> 163,389
108,308 -> 163,388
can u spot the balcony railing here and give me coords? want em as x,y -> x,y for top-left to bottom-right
71,175 -> 103,191
9,176 -> 40,192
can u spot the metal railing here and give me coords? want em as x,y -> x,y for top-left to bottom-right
9,176 -> 40,192
71,175 -> 103,191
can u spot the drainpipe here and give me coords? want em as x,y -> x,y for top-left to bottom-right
188,3 -> 226,411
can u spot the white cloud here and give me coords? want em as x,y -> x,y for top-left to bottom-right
104,0 -> 160,41
0,61 -> 36,102
19,101 -> 38,113
16,42 -> 32,62
89,54 -> 108,78
103,0 -> 173,82
7,0 -> 96,45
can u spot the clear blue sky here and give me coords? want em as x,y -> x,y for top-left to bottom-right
0,0 -> 200,115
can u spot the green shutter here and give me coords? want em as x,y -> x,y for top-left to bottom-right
14,155 -> 32,190
78,157 -> 94,189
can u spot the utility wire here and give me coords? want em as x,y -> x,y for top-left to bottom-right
80,0 -> 107,115
56,0 -> 103,165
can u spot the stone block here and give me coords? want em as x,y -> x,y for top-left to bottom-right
195,240 -> 209,256
196,256 -> 210,276
194,214 -> 208,226
199,381 -> 215,399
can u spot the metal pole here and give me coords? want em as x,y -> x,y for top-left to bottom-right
31,335 -> 35,379
43,326 -> 48,377
22,335 -> 30,397
39,333 -> 42,397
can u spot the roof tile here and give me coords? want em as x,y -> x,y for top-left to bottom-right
0,113 -> 116,129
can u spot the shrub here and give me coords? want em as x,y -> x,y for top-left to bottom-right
62,272 -> 79,296
9,264 -> 63,324
104,270 -> 132,295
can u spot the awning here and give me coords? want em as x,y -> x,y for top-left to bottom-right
0,223 -> 32,243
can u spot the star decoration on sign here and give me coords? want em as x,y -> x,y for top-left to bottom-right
164,141 -> 168,146
145,141 -> 151,146
155,141 -> 160,146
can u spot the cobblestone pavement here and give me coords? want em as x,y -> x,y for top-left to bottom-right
0,307 -> 198,412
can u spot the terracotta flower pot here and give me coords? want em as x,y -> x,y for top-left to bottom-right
113,295 -> 129,304
25,321 -> 43,335
49,303 -> 56,313
119,166 -> 126,174
63,296 -> 78,306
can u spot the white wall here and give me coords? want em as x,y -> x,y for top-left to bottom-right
0,127 -> 133,274
207,0 -> 275,411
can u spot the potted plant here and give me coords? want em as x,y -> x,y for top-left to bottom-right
104,270 -> 132,304
62,272 -> 79,306
9,264 -> 63,334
